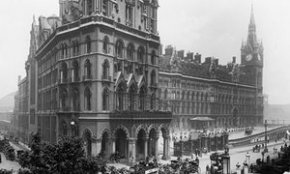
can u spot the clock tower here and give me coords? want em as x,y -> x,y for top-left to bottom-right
241,4 -> 263,87
240,4 -> 264,125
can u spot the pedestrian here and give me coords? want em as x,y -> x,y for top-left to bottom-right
195,157 -> 199,165
191,152 -> 196,160
206,164 -> 210,174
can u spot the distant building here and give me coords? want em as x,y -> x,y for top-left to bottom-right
158,6 -> 264,133
13,0 -> 172,162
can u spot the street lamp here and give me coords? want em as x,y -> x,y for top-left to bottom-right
180,134 -> 183,158
245,152 -> 251,166
264,120 -> 268,153
70,120 -> 77,137
222,144 -> 230,174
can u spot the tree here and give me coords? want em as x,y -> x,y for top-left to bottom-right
19,133 -> 100,174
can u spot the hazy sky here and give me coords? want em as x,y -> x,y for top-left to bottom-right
0,0 -> 290,104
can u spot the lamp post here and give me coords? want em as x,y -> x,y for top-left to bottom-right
264,120 -> 268,153
222,144 -> 230,174
70,120 -> 77,137
245,152 -> 251,166
180,134 -> 183,158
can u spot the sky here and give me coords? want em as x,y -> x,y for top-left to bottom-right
0,0 -> 290,104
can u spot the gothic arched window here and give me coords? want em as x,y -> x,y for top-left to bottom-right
116,82 -> 126,111
102,59 -> 110,80
127,43 -> 134,61
150,70 -> 156,86
84,59 -> 91,79
115,40 -> 124,58
137,46 -> 145,63
129,84 -> 137,111
103,88 -> 110,111
86,36 -> 91,53
86,0 -> 93,15
60,88 -> 68,110
72,88 -> 80,111
84,87 -> 92,111
60,62 -> 68,83
139,86 -> 146,111
103,36 -> 109,54
151,50 -> 156,65
150,93 -> 156,110
72,60 -> 79,82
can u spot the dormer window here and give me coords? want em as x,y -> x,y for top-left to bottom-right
125,5 -> 133,26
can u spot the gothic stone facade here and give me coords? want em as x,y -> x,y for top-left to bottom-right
13,0 -> 172,163
158,8 -> 263,133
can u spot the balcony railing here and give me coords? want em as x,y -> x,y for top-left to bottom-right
110,110 -> 172,120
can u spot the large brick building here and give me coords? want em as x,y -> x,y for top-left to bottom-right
158,6 -> 263,135
13,0 -> 172,163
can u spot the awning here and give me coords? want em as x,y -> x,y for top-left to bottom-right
190,117 -> 214,121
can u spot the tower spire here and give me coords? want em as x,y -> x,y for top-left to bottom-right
247,3 -> 257,48
250,2 -> 255,26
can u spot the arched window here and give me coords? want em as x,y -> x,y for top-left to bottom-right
103,36 -> 109,54
150,70 -> 156,86
60,88 -> 68,110
72,61 -> 79,82
102,0 -> 109,16
127,43 -> 134,60
102,59 -> 110,80
116,82 -> 126,111
61,43 -> 68,58
84,59 -> 91,79
164,89 -> 168,99
103,88 -> 110,111
115,40 -> 124,58
84,87 -> 92,111
150,93 -> 156,110
151,51 -> 156,65
62,121 -> 68,136
129,84 -> 137,111
137,46 -> 145,63
60,62 -> 68,83
139,86 -> 146,111
72,88 -> 80,111
86,0 -> 93,15
72,40 -> 79,56
86,36 -> 91,53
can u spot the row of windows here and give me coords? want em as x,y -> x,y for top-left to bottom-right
160,89 -> 255,105
59,36 -> 157,65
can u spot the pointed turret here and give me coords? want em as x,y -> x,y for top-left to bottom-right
247,3 -> 257,49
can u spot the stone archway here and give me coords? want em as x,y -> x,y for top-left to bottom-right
101,131 -> 110,158
115,128 -> 129,159
136,129 -> 147,160
159,125 -> 170,160
148,128 -> 158,157
83,129 -> 92,158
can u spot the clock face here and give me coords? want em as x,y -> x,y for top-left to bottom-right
246,54 -> 252,61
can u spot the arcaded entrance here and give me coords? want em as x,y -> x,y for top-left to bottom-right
115,129 -> 128,159
136,129 -> 147,160
148,128 -> 157,157
83,129 -> 92,158
101,131 -> 110,158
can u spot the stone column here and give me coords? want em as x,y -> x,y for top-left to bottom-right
144,137 -> 148,159
91,138 -> 102,157
155,137 -> 159,160
128,138 -> 137,165
162,135 -> 170,160
110,138 -> 116,155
